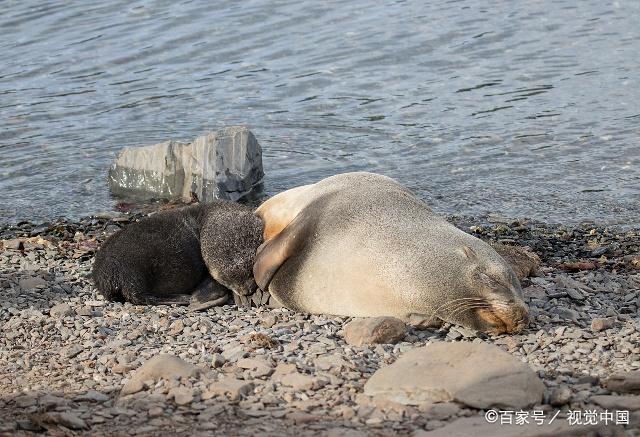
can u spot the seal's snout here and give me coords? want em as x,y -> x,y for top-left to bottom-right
496,302 -> 530,334
477,300 -> 530,334
502,304 -> 530,333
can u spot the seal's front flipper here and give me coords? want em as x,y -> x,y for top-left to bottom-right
188,277 -> 230,311
253,210 -> 310,292
255,184 -> 314,241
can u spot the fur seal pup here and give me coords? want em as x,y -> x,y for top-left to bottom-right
93,201 -> 263,306
253,172 -> 529,334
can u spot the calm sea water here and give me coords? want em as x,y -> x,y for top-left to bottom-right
1,0 -> 639,225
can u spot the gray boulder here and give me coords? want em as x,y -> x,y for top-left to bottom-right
108,126 -> 263,203
364,341 -> 544,409
415,416 -> 620,437
605,370 -> 640,394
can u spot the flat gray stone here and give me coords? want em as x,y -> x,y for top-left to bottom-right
415,416 -> 620,437
62,344 -> 83,358
121,354 -> 201,395
549,386 -> 572,406
168,386 -> 195,405
50,303 -> 75,318
2,239 -> 23,250
221,344 -> 247,363
237,358 -> 273,378
18,276 -> 47,291
591,395 -> 640,411
108,126 -> 263,203
39,412 -> 88,430
343,316 -> 406,346
204,378 -> 254,401
364,341 -> 544,409
74,390 -> 109,403
279,372 -> 320,391
605,371 -> 640,394
14,395 -> 37,408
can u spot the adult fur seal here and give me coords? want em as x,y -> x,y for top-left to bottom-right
93,201 -> 263,307
253,172 -> 529,334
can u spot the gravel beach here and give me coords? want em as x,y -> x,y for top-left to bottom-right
1,209 -> 639,436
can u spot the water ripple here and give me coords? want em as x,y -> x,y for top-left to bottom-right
0,0 -> 639,225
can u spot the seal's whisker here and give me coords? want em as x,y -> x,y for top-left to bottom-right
448,301 -> 490,316
444,302 -> 490,321
427,298 -> 488,323
433,299 -> 486,315
489,302 -> 518,311
431,297 -> 487,315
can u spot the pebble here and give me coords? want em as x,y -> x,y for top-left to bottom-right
422,402 -> 460,420
76,306 -> 93,317
343,316 -> 406,346
205,378 -> 254,401
279,372 -> 321,391
74,390 -> 110,403
63,344 -> 83,358
548,386 -> 572,406
211,353 -> 225,368
591,317 -> 615,332
261,314 -> 277,328
237,358 -> 274,378
551,307 -> 579,321
40,412 -> 88,430
50,303 -> 75,318
169,387 -> 195,405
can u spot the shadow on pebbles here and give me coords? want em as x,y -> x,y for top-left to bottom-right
0,215 -> 639,435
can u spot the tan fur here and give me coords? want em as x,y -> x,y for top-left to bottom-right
254,172 -> 529,334
256,184 -> 312,241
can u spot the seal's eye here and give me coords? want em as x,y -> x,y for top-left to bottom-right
476,271 -> 509,291
476,272 -> 497,286
462,245 -> 478,260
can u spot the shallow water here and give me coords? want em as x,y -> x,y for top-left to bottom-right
1,0 -> 639,225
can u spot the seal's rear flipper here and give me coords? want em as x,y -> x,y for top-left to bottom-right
253,211 -> 310,292
188,277 -> 230,311
117,280 -> 193,306
135,293 -> 193,306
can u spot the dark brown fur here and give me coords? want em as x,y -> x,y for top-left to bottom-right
92,201 -> 263,305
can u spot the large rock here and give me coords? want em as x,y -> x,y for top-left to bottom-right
591,395 -> 640,411
121,354 -> 201,395
605,371 -> 640,394
364,342 -> 544,409
415,416 -> 620,437
108,126 -> 263,203
343,317 -> 406,346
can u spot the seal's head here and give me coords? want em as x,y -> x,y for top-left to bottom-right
430,243 -> 529,334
